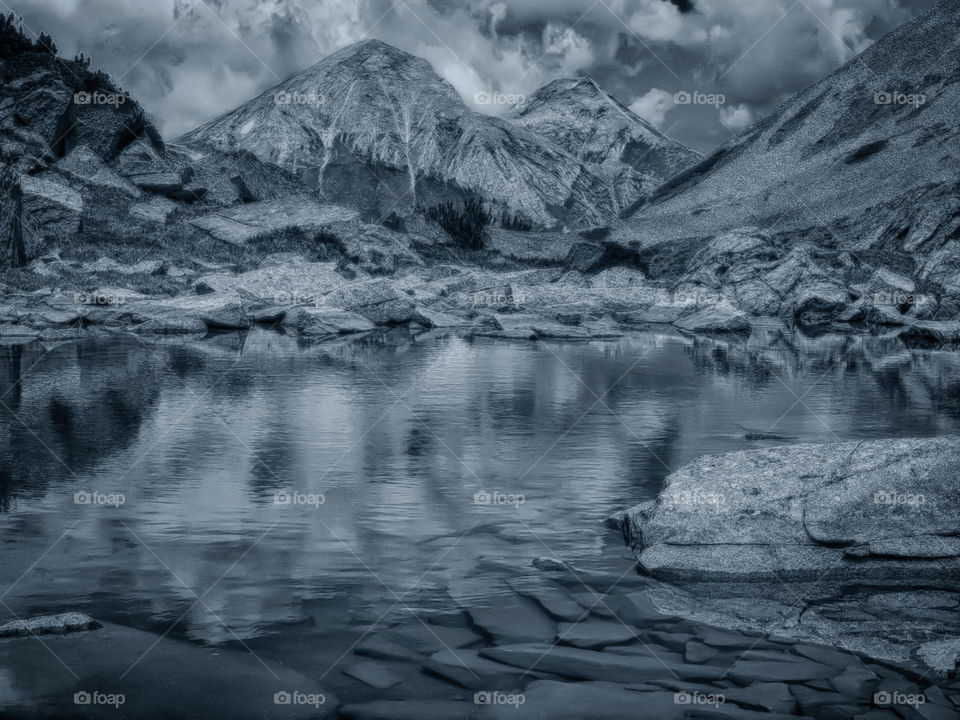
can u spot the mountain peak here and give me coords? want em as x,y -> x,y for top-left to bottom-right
315,38 -> 433,72
507,76 -> 699,206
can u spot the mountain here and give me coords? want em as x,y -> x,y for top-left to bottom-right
180,40 -> 636,229
611,0 -> 960,308
507,78 -> 700,209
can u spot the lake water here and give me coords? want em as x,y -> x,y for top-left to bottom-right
2,325 -> 959,712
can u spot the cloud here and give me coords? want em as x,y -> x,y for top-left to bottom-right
6,0 -> 936,151
630,88 -> 674,128
719,103 -> 754,132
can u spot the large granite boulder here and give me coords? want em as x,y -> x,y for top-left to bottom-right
613,437 -> 960,669
324,279 -> 417,325
282,305 -> 376,339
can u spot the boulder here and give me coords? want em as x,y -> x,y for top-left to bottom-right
146,292 -> 250,330
324,279 -> 417,325
866,268 -> 917,304
900,321 -> 960,344
615,436 -> 960,668
128,171 -> 184,195
793,283 -> 850,326
282,306 -> 376,339
129,196 -> 178,224
56,145 -> 140,198
674,304 -> 751,333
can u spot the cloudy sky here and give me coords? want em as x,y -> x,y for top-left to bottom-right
10,0 -> 938,152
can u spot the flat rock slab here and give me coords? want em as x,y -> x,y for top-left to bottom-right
507,579 -> 586,622
0,621 -> 335,718
684,640 -> 719,663
556,618 -> 638,649
467,596 -> 556,644
616,436 -> 960,669
342,661 -> 403,689
393,624 -> 482,653
475,680 -> 686,720
479,643 -> 722,684
340,700 -> 476,720
189,196 -> 358,245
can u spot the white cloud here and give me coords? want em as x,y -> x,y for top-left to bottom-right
630,88 -> 673,128
10,0 -> 932,149
719,103 -> 754,132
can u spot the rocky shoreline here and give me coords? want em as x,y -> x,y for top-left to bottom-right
3,250 -> 960,347
610,436 -> 960,674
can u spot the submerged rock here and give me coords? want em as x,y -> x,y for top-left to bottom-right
0,612 -> 101,637
0,619 -> 335,718
615,436 -> 960,669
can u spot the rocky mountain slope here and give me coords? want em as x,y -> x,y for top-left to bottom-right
609,0 -> 960,327
508,78 -> 700,210
180,40 -> 655,229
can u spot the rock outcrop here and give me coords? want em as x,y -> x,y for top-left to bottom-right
613,436 -> 960,669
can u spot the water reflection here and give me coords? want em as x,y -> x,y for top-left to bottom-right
1,326 -> 958,645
